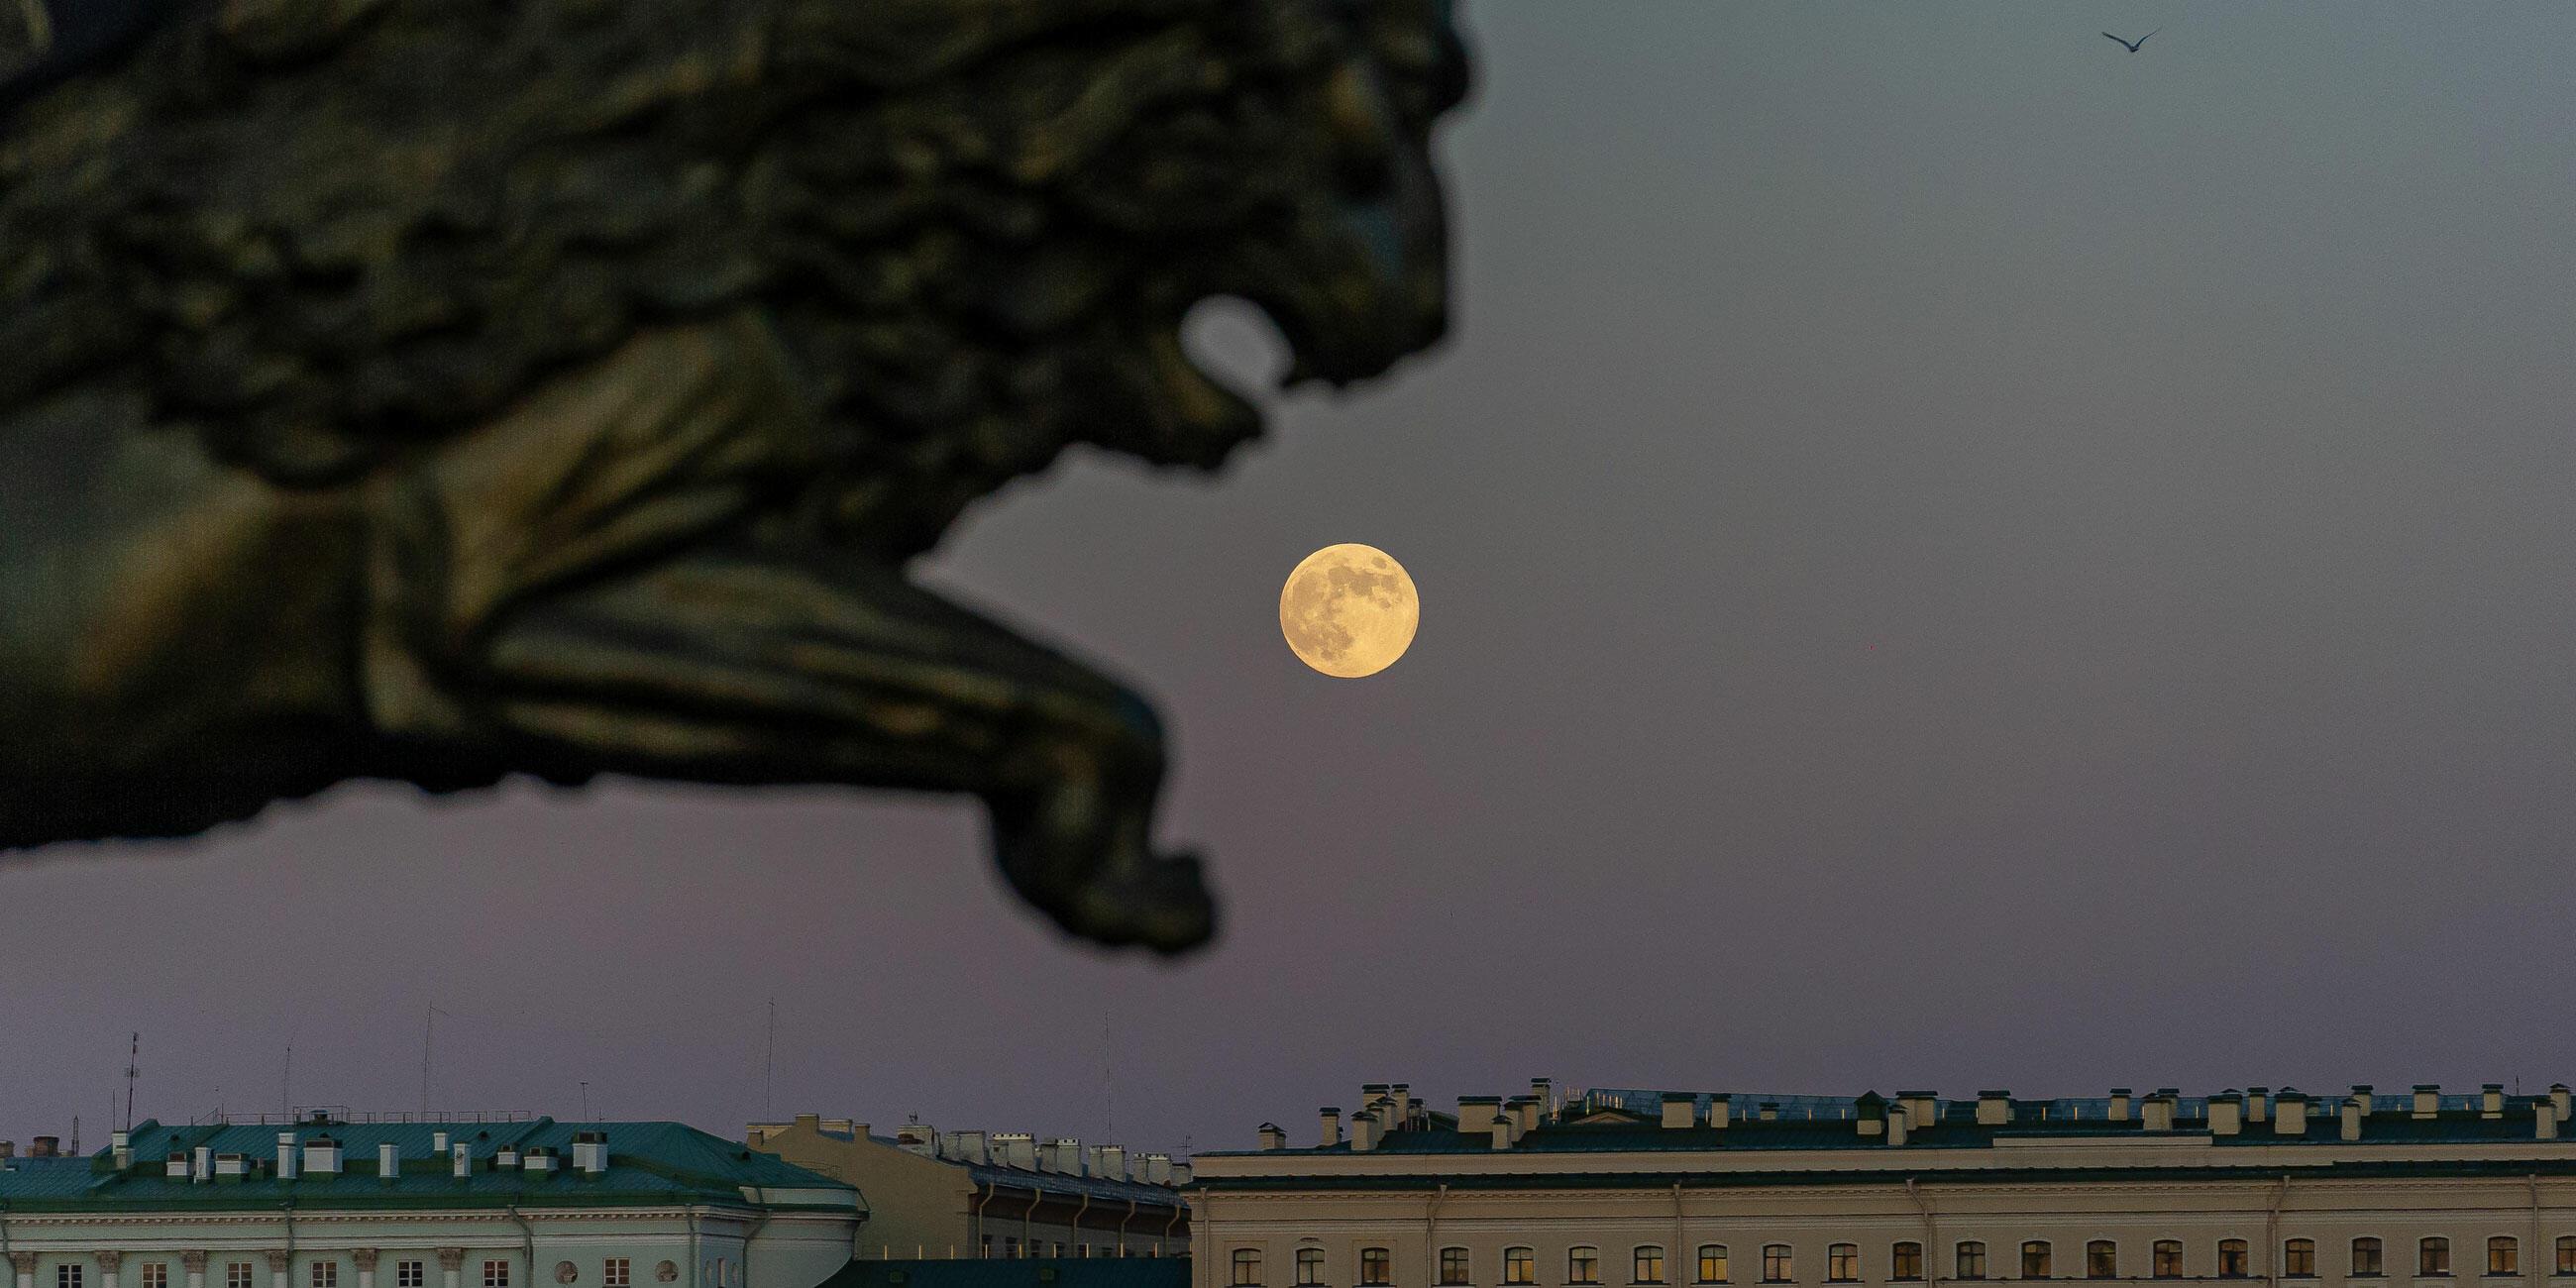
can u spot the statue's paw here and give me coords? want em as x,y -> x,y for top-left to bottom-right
1061,847 -> 1216,956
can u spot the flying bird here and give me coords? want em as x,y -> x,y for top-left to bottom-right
2102,29 -> 2160,53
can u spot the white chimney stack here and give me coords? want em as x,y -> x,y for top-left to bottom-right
378,1142 -> 400,1182
1144,1152 -> 1172,1185
2208,1093 -> 2243,1135
1100,1144 -> 1127,1177
2413,1085 -> 2440,1119
1319,1108 -> 1342,1148
574,1131 -> 608,1175
215,1153 -> 247,1179
276,1132 -> 299,1180
1348,1110 -> 1379,1152
452,1143 -> 471,1179
2275,1092 -> 2308,1135
432,1131 -> 450,1154
305,1135 -> 343,1176
193,1145 -> 213,1182
165,1152 -> 190,1180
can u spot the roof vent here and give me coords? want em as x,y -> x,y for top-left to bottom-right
432,1131 -> 450,1154
496,1144 -> 520,1169
521,1147 -> 557,1175
2275,1091 -> 2309,1135
1255,1124 -> 1286,1151
1661,1094 -> 1695,1129
1758,1102 -> 1778,1122
573,1131 -> 608,1176
216,1152 -> 248,1181
2208,1092 -> 2243,1135
2106,1089 -> 2132,1123
2481,1085 -> 2505,1120
2413,1085 -> 2440,1119
1975,1091 -> 2011,1127
165,1152 -> 191,1179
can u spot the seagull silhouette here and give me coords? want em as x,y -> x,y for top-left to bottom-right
2102,28 -> 2160,53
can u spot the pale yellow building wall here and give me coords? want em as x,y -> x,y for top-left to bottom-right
750,1123 -> 979,1259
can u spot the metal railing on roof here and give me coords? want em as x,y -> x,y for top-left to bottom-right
185,1109 -> 540,1127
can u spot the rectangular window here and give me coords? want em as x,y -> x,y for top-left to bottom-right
2286,1242 -> 2316,1278
1504,1250 -> 1533,1287
2424,1240 -> 2452,1278
1363,1249 -> 1393,1288
1639,1248 -> 1666,1285
2022,1243 -> 2052,1279
313,1263 -> 340,1288
2089,1244 -> 2117,1280
229,1266 -> 256,1288
1763,1247 -> 1791,1284
1959,1244 -> 1987,1281
2354,1240 -> 2384,1278
1443,1249 -> 1470,1287
484,1263 -> 511,1288
1892,1245 -> 1923,1283
1700,1248 -> 1730,1285
2490,1240 -> 2518,1277
602,1264 -> 627,1288
2155,1244 -> 2184,1280
143,1267 -> 169,1288
2219,1242 -> 2248,1279
2556,1237 -> 2576,1277
1829,1246 -> 1858,1284
1236,1250 -> 1265,1287
1302,1250 -> 1328,1287
61,1268 -> 85,1288
1570,1249 -> 1600,1287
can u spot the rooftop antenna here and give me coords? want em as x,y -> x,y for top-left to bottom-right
764,998 -> 777,1120
281,1043 -> 292,1122
580,1081 -> 590,1118
123,1031 -> 140,1130
1101,1016 -> 1116,1144
70,1115 -> 79,1155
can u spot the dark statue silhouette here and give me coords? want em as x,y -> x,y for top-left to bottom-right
0,0 -> 1468,953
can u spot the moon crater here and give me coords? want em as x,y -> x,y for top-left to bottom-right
1279,544 -> 1419,678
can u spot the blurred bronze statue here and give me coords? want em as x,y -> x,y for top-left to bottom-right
0,0 -> 1465,953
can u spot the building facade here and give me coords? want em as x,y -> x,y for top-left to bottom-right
1189,1082 -> 2576,1288
747,1117 -> 1187,1261
0,1119 -> 861,1288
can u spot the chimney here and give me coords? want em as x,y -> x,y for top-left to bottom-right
1391,1084 -> 1413,1126
2536,1100 -> 2560,1141
1508,1096 -> 1541,1134
452,1143 -> 471,1179
1755,1102 -> 1776,1122
378,1142 -> 400,1183
2143,1094 -> 2176,1132
30,1136 -> 57,1158
574,1131 -> 608,1176
950,1130 -> 987,1165
2208,1092 -> 2243,1135
1144,1153 -> 1172,1185
215,1153 -> 247,1181
0,1141 -> 13,1158
1458,1098 -> 1501,1136
1256,1124 -> 1286,1151
2553,1085 -> 2572,1120
1359,1085 -> 1388,1117
2340,1097 -> 2364,1141
1856,1093 -> 1886,1137
2481,1085 -> 2505,1119
521,1146 -> 557,1175
1898,1092 -> 1937,1127
1349,1109 -> 1379,1152
432,1131 -> 450,1155
1319,1108 -> 1342,1148
2276,1091 -> 2309,1135
1100,1144 -> 1127,1178
1048,1138 -> 1082,1172
2107,1090 -> 2132,1123
1976,1091 -> 2011,1127
1531,1078 -> 1556,1119
1000,1133 -> 1038,1170
897,1125 -> 935,1154
1662,1094 -> 1695,1129
193,1145 -> 213,1183
305,1135 -> 343,1177
1708,1095 -> 1732,1129
110,1130 -> 132,1170
166,1152 -> 191,1179
2411,1085 -> 2439,1119
2246,1088 -> 2270,1123
276,1132 -> 300,1180
1886,1105 -> 1909,1147
825,1120 -> 858,1136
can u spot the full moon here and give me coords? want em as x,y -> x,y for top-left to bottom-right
1279,544 -> 1420,679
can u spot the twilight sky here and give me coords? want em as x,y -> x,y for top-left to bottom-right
6,3 -> 2575,1156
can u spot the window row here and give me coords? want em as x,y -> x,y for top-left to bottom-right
1231,1236 -> 2576,1287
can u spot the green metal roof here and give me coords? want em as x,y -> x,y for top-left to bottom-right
814,1259 -> 1188,1288
0,1120 -> 858,1214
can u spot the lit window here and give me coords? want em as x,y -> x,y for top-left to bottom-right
1958,1244 -> 1987,1281
61,1268 -> 85,1288
2353,1239 -> 2384,1278
2088,1243 -> 2117,1279
2155,1242 -> 2184,1279
1234,1251 -> 1264,1287
1763,1247 -> 1792,1284
1364,1249 -> 1393,1288
314,1263 -> 340,1288
1638,1248 -> 1666,1285
2219,1242 -> 2249,1279
486,1263 -> 513,1288
1302,1249 -> 1328,1286
1698,1247 -> 1730,1284
603,1265 -> 628,1288
229,1265 -> 256,1288
2022,1243 -> 2052,1279
1892,1244 -> 1922,1283
1443,1250 -> 1470,1287
2490,1240 -> 2519,1277
1570,1250 -> 1600,1287
1500,1250 -> 1532,1288
2423,1239 -> 2452,1278
2556,1237 -> 2576,1277
2286,1241 -> 2316,1278
1829,1246 -> 1858,1284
